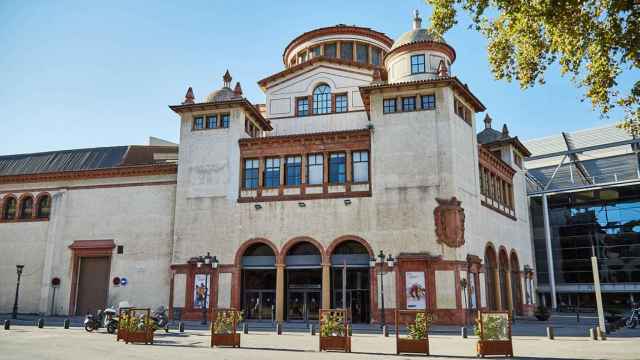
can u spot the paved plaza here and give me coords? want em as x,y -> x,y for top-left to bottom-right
1,318 -> 639,360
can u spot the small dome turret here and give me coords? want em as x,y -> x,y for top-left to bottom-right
205,70 -> 243,103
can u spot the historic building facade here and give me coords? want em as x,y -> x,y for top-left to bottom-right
0,11 -> 535,324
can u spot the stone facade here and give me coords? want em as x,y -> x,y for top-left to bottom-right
0,10 -> 535,323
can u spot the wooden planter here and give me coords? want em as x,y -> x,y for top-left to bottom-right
319,309 -> 350,353
395,309 -> 430,355
476,310 -> 513,358
116,308 -> 154,345
211,333 -> 240,348
210,308 -> 241,348
476,340 -> 513,357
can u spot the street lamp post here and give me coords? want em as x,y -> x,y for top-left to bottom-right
460,278 -> 468,327
193,253 -> 218,326
12,264 -> 24,320
371,250 -> 394,329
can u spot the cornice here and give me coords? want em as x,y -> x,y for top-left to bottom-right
0,164 -> 177,185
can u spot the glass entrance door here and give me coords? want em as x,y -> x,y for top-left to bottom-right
287,290 -> 320,322
244,290 -> 275,321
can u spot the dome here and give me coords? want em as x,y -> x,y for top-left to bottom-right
390,28 -> 446,51
204,70 -> 242,103
205,87 -> 239,103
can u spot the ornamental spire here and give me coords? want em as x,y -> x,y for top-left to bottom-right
437,59 -> 448,77
182,86 -> 195,105
413,9 -> 422,30
223,70 -> 232,88
484,114 -> 492,129
233,82 -> 243,96
502,124 -> 510,137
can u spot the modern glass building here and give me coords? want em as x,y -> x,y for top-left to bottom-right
526,125 -> 640,311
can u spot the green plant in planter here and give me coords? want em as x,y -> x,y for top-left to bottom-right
534,305 -> 551,321
478,314 -> 508,341
212,310 -> 243,335
407,312 -> 432,340
320,312 -> 345,337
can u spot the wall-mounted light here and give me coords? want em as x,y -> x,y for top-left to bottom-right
344,199 -> 352,206
298,202 -> 306,208
254,204 -> 262,210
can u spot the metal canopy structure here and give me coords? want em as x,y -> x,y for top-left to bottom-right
524,124 -> 640,195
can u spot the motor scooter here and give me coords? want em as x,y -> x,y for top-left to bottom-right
151,306 -> 169,333
84,310 -> 102,332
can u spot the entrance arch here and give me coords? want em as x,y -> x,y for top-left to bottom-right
328,237 -> 373,323
484,244 -> 499,310
239,240 -> 277,321
510,251 -> 523,315
498,247 -> 511,311
282,237 -> 324,322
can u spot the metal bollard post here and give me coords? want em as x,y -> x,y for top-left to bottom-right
4,320 -> 10,330
597,326 -> 607,340
63,319 -> 70,329
37,318 -> 44,329
309,323 -> 315,336
589,328 -> 597,340
382,325 -> 389,337
347,324 -> 352,336
178,321 -> 185,333
276,322 -> 282,335
546,326 -> 554,340
461,327 -> 468,338
243,322 -> 248,334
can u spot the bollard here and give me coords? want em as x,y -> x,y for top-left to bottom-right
309,323 -> 315,336
546,326 -> 554,340
178,321 -> 185,333
276,322 -> 282,335
243,322 -> 248,334
4,320 -> 10,330
597,326 -> 607,340
382,325 -> 389,337
461,327 -> 468,338
347,324 -> 352,336
37,318 -> 44,329
589,328 -> 597,340
63,319 -> 70,329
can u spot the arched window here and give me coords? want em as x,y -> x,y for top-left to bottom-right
3,197 -> 17,220
19,196 -> 34,219
37,195 -> 51,219
313,84 -> 331,114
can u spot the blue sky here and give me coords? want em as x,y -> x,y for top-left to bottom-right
1,0 -> 636,155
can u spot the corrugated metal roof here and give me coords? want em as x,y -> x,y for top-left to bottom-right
0,146 -> 129,176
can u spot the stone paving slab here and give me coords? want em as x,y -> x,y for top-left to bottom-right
1,326 -> 639,360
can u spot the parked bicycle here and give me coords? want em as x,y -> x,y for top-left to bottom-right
625,304 -> 640,329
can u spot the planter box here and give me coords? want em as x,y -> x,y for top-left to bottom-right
397,338 -> 429,355
211,333 -> 240,348
120,330 -> 154,344
319,336 -> 350,352
476,340 -> 513,357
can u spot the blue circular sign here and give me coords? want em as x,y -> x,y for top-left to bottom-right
120,277 -> 128,286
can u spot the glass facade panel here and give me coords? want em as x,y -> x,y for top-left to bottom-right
221,113 -> 230,128
352,151 -> 369,183
206,115 -> 217,128
356,44 -> 368,63
340,41 -> 353,61
411,54 -> 425,74
285,156 -> 302,186
335,94 -> 347,112
264,157 -> 280,188
324,43 -> 337,58
313,84 -> 331,114
243,159 -> 259,189
307,154 -> 323,185
383,98 -> 396,113
329,153 -> 346,184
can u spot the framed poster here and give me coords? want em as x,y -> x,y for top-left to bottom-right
405,271 -> 427,309
193,274 -> 210,309
468,273 -> 477,309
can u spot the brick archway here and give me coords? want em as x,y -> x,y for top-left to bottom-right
234,237 -> 279,266
484,242 -> 498,310
510,250 -> 523,315
280,236 -> 326,263
326,234 -> 374,258
498,246 -> 511,311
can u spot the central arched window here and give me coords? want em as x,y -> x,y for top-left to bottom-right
19,196 -> 33,219
313,84 -> 331,114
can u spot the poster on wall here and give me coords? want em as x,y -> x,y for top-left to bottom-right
405,271 -> 427,309
193,274 -> 210,309
468,274 -> 477,309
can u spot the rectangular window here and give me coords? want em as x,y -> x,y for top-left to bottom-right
207,115 -> 217,128
285,156 -> 302,186
371,48 -> 382,66
243,159 -> 259,189
411,54 -> 426,74
297,97 -> 309,116
340,41 -> 353,61
307,154 -> 323,185
430,55 -> 444,72
383,98 -> 396,113
352,151 -> 369,183
356,44 -> 368,63
329,153 -> 346,184
454,99 -> 471,123
298,52 -> 307,64
324,43 -> 337,58
264,157 -> 281,188
421,94 -> 436,110
310,46 -> 321,58
335,94 -> 348,113
221,113 -> 230,128
402,96 -> 416,111
514,151 -> 523,169
194,116 -> 204,130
